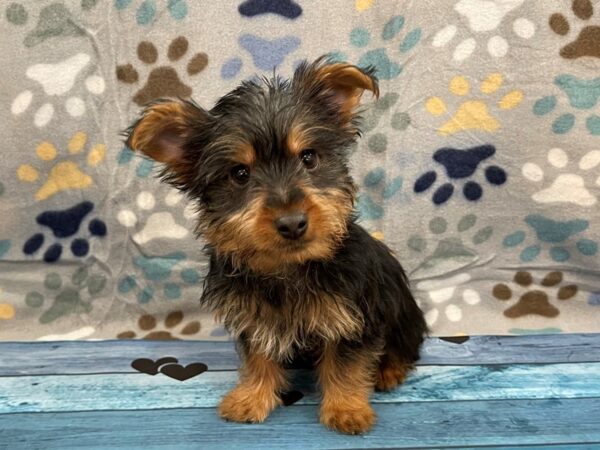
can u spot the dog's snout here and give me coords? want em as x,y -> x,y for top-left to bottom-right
275,213 -> 308,240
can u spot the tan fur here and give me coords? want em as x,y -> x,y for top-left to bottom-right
286,122 -> 330,156
286,122 -> 311,157
313,63 -> 379,126
129,101 -> 196,163
318,345 -> 379,434
237,141 -> 256,166
215,289 -> 364,361
204,133 -> 256,167
375,353 -> 414,391
201,186 -> 354,275
219,352 -> 287,423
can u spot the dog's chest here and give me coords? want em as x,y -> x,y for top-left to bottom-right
218,287 -> 364,361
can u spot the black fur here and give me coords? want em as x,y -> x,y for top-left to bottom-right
203,221 -> 427,366
125,57 -> 427,430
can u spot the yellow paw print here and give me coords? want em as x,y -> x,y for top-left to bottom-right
371,231 -> 384,241
356,0 -> 374,11
426,73 -> 524,136
17,132 -> 106,201
0,289 -> 15,320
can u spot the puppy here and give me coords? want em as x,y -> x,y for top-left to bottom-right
126,56 -> 427,434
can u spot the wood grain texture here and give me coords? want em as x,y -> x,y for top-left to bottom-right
1,399 -> 600,449
1,362 -> 599,414
2,333 -> 600,376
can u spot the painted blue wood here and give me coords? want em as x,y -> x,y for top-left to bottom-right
0,339 -> 240,375
2,333 -> 600,376
421,333 -> 600,365
1,362 -> 599,414
1,398 -> 599,449
460,446 -> 600,449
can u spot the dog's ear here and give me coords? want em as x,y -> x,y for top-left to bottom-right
126,99 -> 212,166
293,57 -> 379,126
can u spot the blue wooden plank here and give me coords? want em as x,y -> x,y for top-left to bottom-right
1,398 -> 599,449
0,339 -> 240,375
1,363 -> 599,414
459,446 -> 600,449
421,333 -> 600,365
2,333 -> 600,376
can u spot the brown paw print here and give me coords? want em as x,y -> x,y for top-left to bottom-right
117,310 -> 201,340
116,37 -> 208,106
492,271 -> 578,318
549,0 -> 600,59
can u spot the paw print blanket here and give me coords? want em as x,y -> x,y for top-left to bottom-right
1,0 -> 599,340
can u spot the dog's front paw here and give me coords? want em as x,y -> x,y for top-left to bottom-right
320,402 -> 376,434
218,386 -> 279,423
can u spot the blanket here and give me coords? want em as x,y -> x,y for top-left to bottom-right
1,0 -> 599,341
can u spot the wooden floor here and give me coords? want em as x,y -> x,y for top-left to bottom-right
1,334 -> 600,449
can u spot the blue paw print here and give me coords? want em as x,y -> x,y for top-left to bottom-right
114,0 -> 188,25
504,214 -> 598,262
221,34 -> 301,80
238,0 -> 302,19
533,75 -> 600,135
589,292 -> 600,306
117,146 -> 154,178
414,145 -> 507,205
118,251 -> 201,303
357,168 -> 403,220
330,15 -> 422,80
23,202 -> 107,263
0,240 -> 10,259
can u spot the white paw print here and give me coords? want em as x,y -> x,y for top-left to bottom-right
432,0 -> 536,61
117,189 -> 196,245
416,273 -> 481,327
11,53 -> 105,127
522,148 -> 600,207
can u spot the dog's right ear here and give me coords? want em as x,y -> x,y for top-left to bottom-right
126,99 -> 213,170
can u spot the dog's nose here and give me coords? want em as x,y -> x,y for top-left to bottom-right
275,213 -> 308,240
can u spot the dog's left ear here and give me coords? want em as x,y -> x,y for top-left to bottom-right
294,58 -> 379,125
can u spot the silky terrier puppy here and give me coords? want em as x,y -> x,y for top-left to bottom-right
126,56 -> 427,434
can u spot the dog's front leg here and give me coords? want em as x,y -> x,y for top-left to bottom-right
219,348 -> 288,423
317,343 -> 377,434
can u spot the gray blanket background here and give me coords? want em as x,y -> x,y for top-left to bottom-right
1,0 -> 599,341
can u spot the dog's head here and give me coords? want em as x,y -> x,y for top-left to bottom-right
126,57 -> 378,273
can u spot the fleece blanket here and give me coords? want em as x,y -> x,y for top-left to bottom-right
1,0 -> 599,341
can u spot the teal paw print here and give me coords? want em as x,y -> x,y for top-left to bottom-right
0,239 -> 11,259
114,0 -> 188,25
331,15 -> 422,80
407,214 -> 493,278
118,251 -> 201,303
357,168 -> 402,220
117,146 -> 154,178
355,92 -> 411,155
533,75 -> 600,135
504,214 -> 598,262
5,1 -> 99,47
24,266 -> 107,324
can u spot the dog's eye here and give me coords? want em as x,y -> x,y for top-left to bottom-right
230,165 -> 250,185
300,149 -> 318,170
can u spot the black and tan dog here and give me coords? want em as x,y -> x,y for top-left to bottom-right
126,56 -> 427,434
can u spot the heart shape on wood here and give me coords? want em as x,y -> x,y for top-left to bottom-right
160,362 -> 208,381
131,357 -> 179,375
